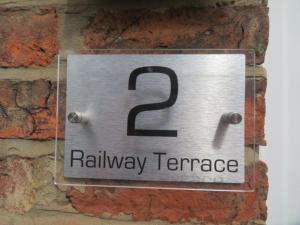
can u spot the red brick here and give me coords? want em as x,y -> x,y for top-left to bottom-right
84,6 -> 269,64
0,8 -> 58,68
245,78 -> 267,145
31,82 -> 65,139
66,161 -> 268,224
0,81 -> 34,138
0,80 -> 65,139
16,80 -> 51,110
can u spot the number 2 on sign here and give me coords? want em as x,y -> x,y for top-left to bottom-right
127,66 -> 178,137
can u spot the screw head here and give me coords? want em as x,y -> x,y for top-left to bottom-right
68,112 -> 82,123
229,112 -> 242,124
222,112 -> 242,124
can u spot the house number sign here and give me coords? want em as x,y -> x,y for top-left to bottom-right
64,54 -> 245,183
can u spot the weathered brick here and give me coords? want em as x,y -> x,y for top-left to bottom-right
31,82 -> 65,139
0,78 -> 265,144
0,208 -> 267,225
0,209 -> 192,225
0,139 -> 64,158
0,7 -> 58,68
16,80 -> 51,110
0,157 -> 34,213
0,81 -> 34,138
84,6 -> 269,64
0,156 -> 70,214
245,77 -> 267,145
66,161 -> 268,224
0,80 -> 65,139
0,0 -> 268,8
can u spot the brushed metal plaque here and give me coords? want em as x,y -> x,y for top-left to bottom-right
64,54 -> 245,183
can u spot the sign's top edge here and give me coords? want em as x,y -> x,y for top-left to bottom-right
59,49 -> 256,56
66,54 -> 247,57
60,48 -> 256,52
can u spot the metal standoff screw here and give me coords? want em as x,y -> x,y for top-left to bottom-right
68,112 -> 86,123
222,112 -> 242,125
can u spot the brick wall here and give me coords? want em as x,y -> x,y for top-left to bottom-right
0,0 -> 269,224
